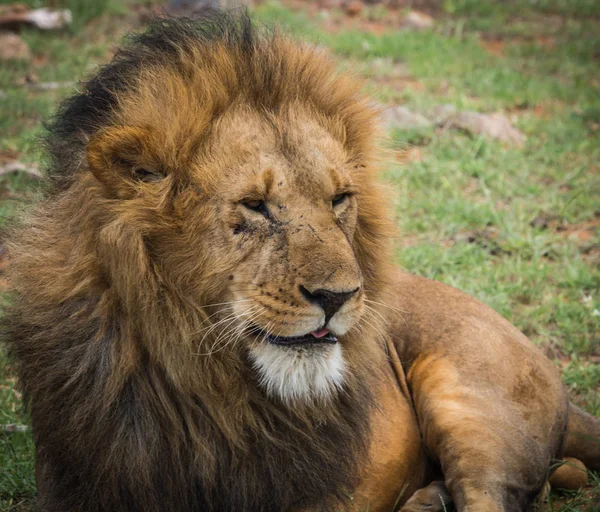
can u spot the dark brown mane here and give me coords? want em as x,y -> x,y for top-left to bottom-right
2,11 -> 394,512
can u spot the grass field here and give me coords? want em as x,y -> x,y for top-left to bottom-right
1,0 -> 599,510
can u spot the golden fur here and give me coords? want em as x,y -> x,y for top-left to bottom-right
3,11 -> 599,512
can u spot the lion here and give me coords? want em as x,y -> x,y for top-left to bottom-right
2,11 -> 599,512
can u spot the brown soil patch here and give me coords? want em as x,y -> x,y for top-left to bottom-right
530,215 -> 600,240
481,39 -> 505,56
530,215 -> 600,263
376,75 -> 425,91
510,104 -> 552,119
281,0 -> 437,35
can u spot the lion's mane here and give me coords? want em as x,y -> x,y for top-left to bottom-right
2,12 -> 394,512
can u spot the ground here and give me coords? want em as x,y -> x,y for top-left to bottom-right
0,0 -> 598,510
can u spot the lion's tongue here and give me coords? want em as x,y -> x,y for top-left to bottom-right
310,328 -> 330,339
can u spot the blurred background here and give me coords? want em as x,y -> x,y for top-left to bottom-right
0,0 -> 599,510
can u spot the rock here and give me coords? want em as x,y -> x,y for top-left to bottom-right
383,103 -> 525,145
434,107 -> 525,146
343,1 -> 363,16
402,10 -> 434,30
549,458 -> 589,490
0,32 -> 31,61
430,103 -> 457,123
382,106 -> 433,130
454,112 -> 525,145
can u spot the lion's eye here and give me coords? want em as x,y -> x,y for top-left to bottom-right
242,199 -> 268,216
332,193 -> 349,207
132,166 -> 165,183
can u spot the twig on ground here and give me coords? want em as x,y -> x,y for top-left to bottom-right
1,424 -> 29,433
0,162 -> 41,179
26,81 -> 75,91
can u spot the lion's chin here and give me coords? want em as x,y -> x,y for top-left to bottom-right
249,342 -> 346,404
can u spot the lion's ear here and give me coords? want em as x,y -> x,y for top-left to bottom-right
86,126 -> 164,193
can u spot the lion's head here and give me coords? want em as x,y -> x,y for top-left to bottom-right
33,13 -> 391,404
88,99 -> 374,402
4,12 -> 398,510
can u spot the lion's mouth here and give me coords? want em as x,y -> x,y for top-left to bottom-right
250,326 -> 338,346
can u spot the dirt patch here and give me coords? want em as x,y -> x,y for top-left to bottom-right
451,226 -> 512,256
530,214 -> 600,242
376,74 -> 425,91
480,39 -> 505,56
530,214 -> 600,263
282,0 -> 438,35
511,103 -> 552,119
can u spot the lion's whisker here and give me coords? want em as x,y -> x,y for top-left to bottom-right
196,309 -> 253,348
362,303 -> 388,325
203,305 -> 267,356
209,305 -> 264,353
364,298 -> 408,327
364,298 -> 407,315
217,308 -> 267,355
192,297 -> 264,335
208,307 -> 264,355
192,311 -> 239,336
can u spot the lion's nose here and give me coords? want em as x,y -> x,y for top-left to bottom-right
299,285 -> 360,323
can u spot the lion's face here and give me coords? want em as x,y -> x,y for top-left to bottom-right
213,108 -> 365,401
87,103 -> 371,403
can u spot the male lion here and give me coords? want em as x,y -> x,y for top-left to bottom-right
3,12 -> 599,512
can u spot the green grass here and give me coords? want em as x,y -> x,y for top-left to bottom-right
1,0 -> 599,510
0,355 -> 35,511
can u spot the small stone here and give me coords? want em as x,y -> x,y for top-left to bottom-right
381,106 -> 432,130
402,10 -> 435,30
0,33 -> 31,61
435,108 -> 526,146
430,104 -> 457,123
457,112 -> 525,145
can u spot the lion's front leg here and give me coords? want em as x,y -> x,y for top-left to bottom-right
406,353 -> 565,512
388,272 -> 570,511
